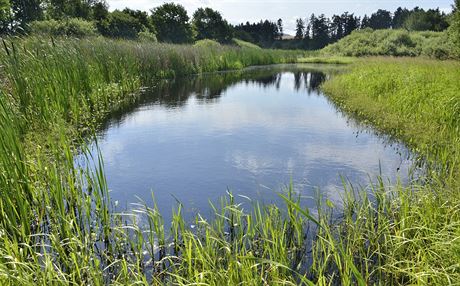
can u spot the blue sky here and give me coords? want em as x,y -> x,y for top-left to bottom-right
107,0 -> 454,34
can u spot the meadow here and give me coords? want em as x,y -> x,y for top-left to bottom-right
0,35 -> 459,285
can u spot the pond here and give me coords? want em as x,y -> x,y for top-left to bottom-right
88,64 -> 414,222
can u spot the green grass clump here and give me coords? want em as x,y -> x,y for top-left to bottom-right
194,39 -> 222,48
322,28 -> 458,59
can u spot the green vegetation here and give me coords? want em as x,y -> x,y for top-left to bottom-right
193,8 -> 233,43
321,57 -> 460,285
323,58 -> 460,182
232,38 -> 262,49
151,3 -> 193,43
322,28 -> 457,59
449,0 -> 460,56
29,18 -> 98,37
298,56 -> 354,64
193,39 -> 222,48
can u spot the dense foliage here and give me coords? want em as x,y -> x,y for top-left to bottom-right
150,3 -> 193,43
193,8 -> 233,43
449,0 -> 460,56
29,17 -> 97,37
281,7 -> 450,50
322,28 -> 457,59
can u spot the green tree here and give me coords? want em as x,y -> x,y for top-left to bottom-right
151,3 -> 193,43
450,0 -> 460,53
310,14 -> 329,49
99,10 -> 144,39
0,0 -> 11,33
404,9 -> 448,31
192,7 -> 233,43
295,18 -> 304,40
11,0 -> 43,28
47,0 -> 110,20
361,15 -> 370,28
277,18 -> 283,40
92,1 -> 108,21
368,9 -> 392,29
330,14 -> 343,41
342,12 -> 359,36
393,7 -> 411,28
123,8 -> 154,33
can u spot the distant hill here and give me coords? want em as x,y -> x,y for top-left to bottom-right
281,34 -> 295,40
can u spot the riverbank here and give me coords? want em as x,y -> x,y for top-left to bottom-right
321,58 -> 460,284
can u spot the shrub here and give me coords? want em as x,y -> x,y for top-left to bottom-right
29,18 -> 97,37
194,39 -> 222,48
322,28 -> 458,59
138,31 -> 157,42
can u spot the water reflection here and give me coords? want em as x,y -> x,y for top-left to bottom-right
92,64 -> 414,222
103,66 -> 332,131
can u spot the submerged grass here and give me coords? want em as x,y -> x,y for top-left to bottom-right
0,36 -> 458,285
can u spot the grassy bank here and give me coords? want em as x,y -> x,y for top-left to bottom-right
321,58 -> 460,284
323,58 -> 460,181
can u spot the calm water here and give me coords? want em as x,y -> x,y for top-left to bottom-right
89,65 -> 413,221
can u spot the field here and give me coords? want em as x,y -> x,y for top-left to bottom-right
0,36 -> 459,285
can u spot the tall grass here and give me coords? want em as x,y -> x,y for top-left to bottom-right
321,58 -> 460,284
323,58 -> 460,182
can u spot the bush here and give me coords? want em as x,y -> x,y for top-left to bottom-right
137,31 -> 157,42
322,28 -> 458,59
29,18 -> 98,37
194,39 -> 222,48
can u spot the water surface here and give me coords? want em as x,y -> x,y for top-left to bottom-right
91,65 -> 413,221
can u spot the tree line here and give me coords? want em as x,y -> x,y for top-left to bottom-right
285,7 -> 450,49
0,1 -> 233,43
0,0 -> 455,50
